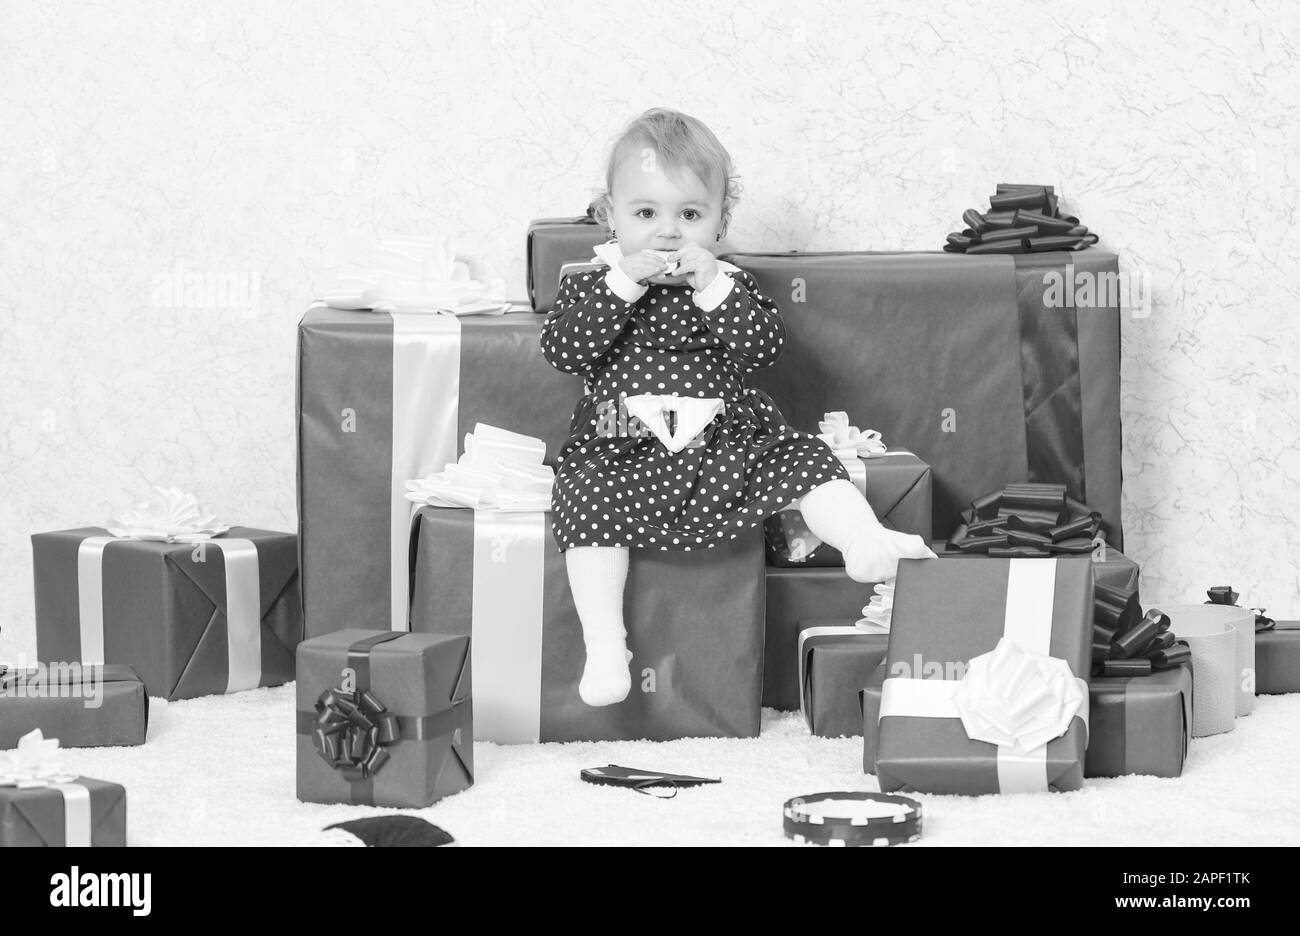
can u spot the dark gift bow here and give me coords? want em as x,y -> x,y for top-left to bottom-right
945,481 -> 1108,557
1205,585 -> 1276,632
943,184 -> 1099,255
1093,599 -> 1191,677
311,686 -> 402,782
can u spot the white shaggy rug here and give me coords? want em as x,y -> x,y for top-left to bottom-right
51,686 -> 1300,846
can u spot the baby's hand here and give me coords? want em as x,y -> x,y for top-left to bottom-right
618,251 -> 671,285
671,243 -> 721,292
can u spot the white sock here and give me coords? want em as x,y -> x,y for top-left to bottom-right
564,545 -> 633,706
796,479 -> 936,583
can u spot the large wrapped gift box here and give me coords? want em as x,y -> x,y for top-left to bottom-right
32,529 -> 300,701
798,619 -> 889,738
296,629 -> 473,808
0,777 -> 127,846
764,566 -> 881,711
297,306 -> 582,638
409,505 -> 764,743
527,213 -> 608,313
872,556 -> 1094,794
864,660 -> 1192,779
721,250 -> 1124,549
1257,621 -> 1300,694
765,449 -> 932,566
1,665 -> 148,749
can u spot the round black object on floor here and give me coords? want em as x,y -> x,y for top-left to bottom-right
324,816 -> 455,847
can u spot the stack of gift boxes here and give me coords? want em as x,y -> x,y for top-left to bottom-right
8,213 -> 1300,845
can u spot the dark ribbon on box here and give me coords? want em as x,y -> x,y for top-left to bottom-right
943,184 -> 1100,254
944,481 -> 1108,557
1205,585 -> 1276,632
1093,604 -> 1191,678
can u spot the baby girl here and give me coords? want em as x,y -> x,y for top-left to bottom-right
540,107 -> 934,706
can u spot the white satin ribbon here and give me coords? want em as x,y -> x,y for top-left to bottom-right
76,536 -> 113,664
623,394 -> 725,454
390,311 -> 462,631
211,538 -> 261,693
877,558 -> 1088,793
50,782 -> 92,846
470,509 -> 547,743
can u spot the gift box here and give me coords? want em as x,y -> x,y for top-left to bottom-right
32,528 -> 300,701
0,665 -> 148,749
296,629 -> 473,808
1087,664 -> 1192,778
864,659 -> 1191,779
527,212 -> 608,313
721,250 -> 1124,549
297,306 -> 583,638
764,565 -> 881,711
798,618 -> 890,738
872,556 -> 1094,794
409,505 -> 764,743
0,777 -> 127,846
1257,621 -> 1300,694
765,448 -> 932,567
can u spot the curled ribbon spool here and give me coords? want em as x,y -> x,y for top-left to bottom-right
943,184 -> 1099,254
310,687 -> 403,783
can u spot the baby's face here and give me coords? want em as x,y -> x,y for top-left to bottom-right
608,150 -> 723,259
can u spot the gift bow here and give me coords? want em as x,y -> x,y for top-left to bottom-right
0,729 -> 77,787
943,183 -> 1099,255
405,424 -> 554,511
945,482 -> 1104,557
322,235 -> 509,316
1205,585 -> 1276,632
817,411 -> 888,460
1092,598 -> 1191,677
952,638 -> 1087,753
106,486 -> 230,542
310,686 -> 402,783
856,580 -> 895,630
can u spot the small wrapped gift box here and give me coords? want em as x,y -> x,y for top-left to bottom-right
1087,664 -> 1192,778
798,619 -> 890,738
766,446 -> 932,567
1,665 -> 148,749
32,529 -> 301,701
296,630 -> 473,809
872,556 -> 1094,794
1257,621 -> 1300,694
410,505 -> 764,743
527,211 -> 608,313
0,731 -> 127,846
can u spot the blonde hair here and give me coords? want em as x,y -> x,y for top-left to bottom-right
590,107 -> 742,238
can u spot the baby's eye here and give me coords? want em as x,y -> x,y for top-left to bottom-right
681,209 -> 700,221
635,208 -> 655,219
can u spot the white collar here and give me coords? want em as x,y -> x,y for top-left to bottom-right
591,240 -> 742,275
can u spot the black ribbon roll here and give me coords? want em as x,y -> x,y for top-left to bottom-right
945,481 -> 1107,557
1205,585 -> 1276,632
943,184 -> 1099,254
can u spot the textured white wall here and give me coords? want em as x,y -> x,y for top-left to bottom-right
2,0 -> 1297,657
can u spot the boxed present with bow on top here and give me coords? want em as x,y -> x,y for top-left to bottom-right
31,488 -> 301,701
0,730 -> 127,846
871,555 -> 1094,794
764,412 -> 932,567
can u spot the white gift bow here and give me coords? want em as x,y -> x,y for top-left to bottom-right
952,637 -> 1087,753
106,486 -> 230,543
323,235 -> 509,316
405,424 -> 554,512
856,580 -> 895,631
817,411 -> 888,460
0,729 -> 76,787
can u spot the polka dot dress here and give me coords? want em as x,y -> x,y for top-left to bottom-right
540,265 -> 851,553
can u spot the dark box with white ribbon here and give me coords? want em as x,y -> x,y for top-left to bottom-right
296,629 -> 473,809
409,505 -> 765,743
872,556 -> 1094,794
31,528 -> 301,701
765,449 -> 932,567
296,306 -> 583,640
798,619 -> 890,738
0,776 -> 126,846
